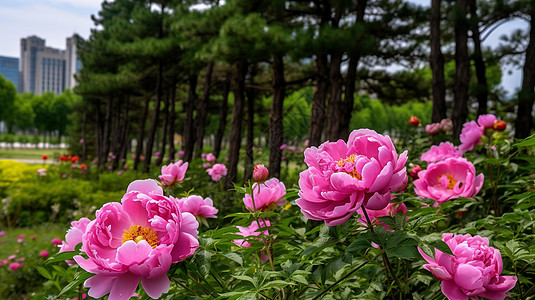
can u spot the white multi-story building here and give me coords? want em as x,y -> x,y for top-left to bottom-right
19,35 -> 81,95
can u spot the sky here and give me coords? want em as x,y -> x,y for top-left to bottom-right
0,0 -> 529,96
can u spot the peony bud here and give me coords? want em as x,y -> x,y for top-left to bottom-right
408,116 -> 420,126
409,165 -> 421,179
493,120 -> 506,131
253,164 -> 269,182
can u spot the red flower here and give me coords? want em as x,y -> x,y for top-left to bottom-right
71,156 -> 79,163
80,163 -> 87,170
408,116 -> 420,126
493,120 -> 506,131
42,155 -> 48,160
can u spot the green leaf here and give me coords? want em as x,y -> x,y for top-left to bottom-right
261,280 -> 293,290
35,265 -> 53,280
233,275 -> 256,287
44,251 -> 78,265
428,240 -> 454,256
222,252 -> 243,266
514,135 -> 535,147
58,270 -> 93,297
194,249 -> 212,276
346,238 -> 372,253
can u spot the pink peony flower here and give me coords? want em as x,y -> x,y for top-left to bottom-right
9,262 -> 22,271
425,123 -> 441,135
356,203 -> 407,231
159,160 -> 188,187
0,231 -> 5,236
280,144 -> 287,150
73,179 -> 199,300
17,234 -> 26,243
477,114 -> 496,129
459,121 -> 484,153
252,164 -> 269,183
202,163 -> 211,169
439,118 -> 453,132
60,217 -> 91,264
30,234 -> 36,239
51,238 -> 63,246
414,157 -> 484,206
0,260 -> 8,266
420,142 -> 462,163
175,195 -> 218,219
419,233 -> 517,300
178,150 -> 184,156
207,164 -> 227,182
37,168 -> 47,176
201,153 -> 207,159
40,250 -> 49,258
205,153 -> 216,163
243,178 -> 286,211
8,254 -> 16,260
296,129 -> 408,226
232,219 -> 270,248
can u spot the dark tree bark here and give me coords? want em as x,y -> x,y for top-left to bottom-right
95,99 -> 104,168
308,3 -> 331,147
469,0 -> 488,116
452,0 -> 470,139
167,85 -> 176,163
183,73 -> 198,162
156,89 -> 169,166
195,62 -> 214,157
340,0 -> 367,139
102,97 -> 112,165
214,73 -> 230,158
430,0 -> 447,123
142,62 -> 163,173
269,54 -> 285,178
244,64 -> 258,183
133,96 -> 150,171
81,110 -> 87,162
225,61 -> 247,190
325,5 -> 343,141
308,53 -> 329,147
325,52 -> 343,141
515,6 -> 535,139
116,94 -> 129,170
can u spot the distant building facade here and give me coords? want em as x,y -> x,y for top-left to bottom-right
19,35 -> 81,95
0,56 -> 19,89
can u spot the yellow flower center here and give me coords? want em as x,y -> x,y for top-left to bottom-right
122,225 -> 159,248
337,154 -> 362,180
439,174 -> 457,189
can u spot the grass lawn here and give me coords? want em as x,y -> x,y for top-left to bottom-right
0,148 -> 63,160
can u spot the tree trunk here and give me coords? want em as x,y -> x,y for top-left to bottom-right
142,61 -> 163,173
195,62 -> 214,157
115,94 -> 129,170
308,54 -> 329,147
430,0 -> 447,123
133,96 -> 150,171
156,89 -> 169,166
269,54 -> 285,178
325,52 -> 343,141
340,0 -> 367,139
214,73 -> 230,158
81,110 -> 87,162
183,72 -> 198,162
452,0 -> 470,139
167,85 -> 176,163
95,99 -> 103,168
244,64 -> 257,183
102,97 -> 112,165
225,61 -> 247,189
469,0 -> 488,116
515,6 -> 535,139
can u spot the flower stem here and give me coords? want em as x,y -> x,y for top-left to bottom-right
361,206 -> 405,297
312,260 -> 368,300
